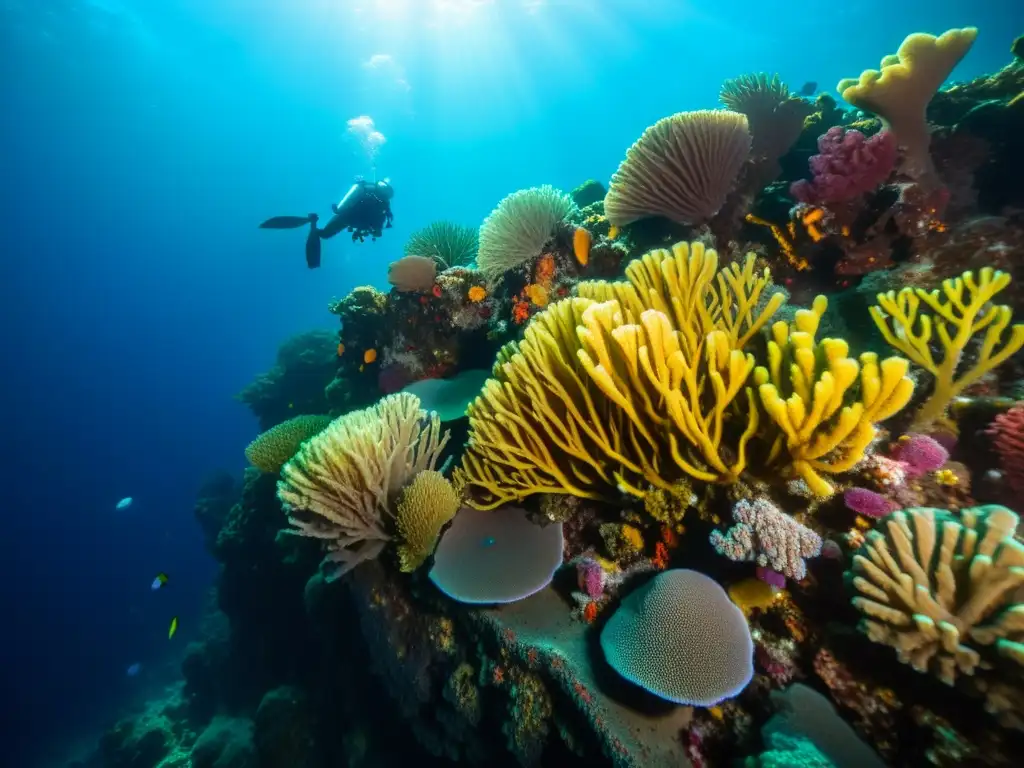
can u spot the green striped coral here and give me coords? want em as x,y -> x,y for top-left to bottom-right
245,414 -> 334,474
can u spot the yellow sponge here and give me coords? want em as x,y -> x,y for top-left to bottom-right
837,27 -> 978,180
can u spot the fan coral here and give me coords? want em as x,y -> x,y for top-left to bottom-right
428,506 -> 563,604
710,498 -> 823,581
847,505 -> 1024,727
790,127 -> 898,206
394,470 -> 461,572
838,27 -> 978,182
404,220 -> 479,268
244,414 -> 334,474
604,109 -> 752,226
477,185 -> 576,285
987,405 -> 1024,496
457,241 -> 912,508
599,569 -> 754,706
870,268 -> 1024,429
387,255 -> 437,293
719,73 -> 812,182
277,393 -> 450,578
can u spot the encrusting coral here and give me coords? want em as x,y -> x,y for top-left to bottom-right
869,267 -> 1024,430
277,392 -> 451,578
456,240 -> 913,508
847,505 -> 1024,727
710,498 -> 823,581
603,110 -> 752,226
837,27 -> 978,182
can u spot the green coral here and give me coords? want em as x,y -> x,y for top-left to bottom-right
443,663 -> 481,726
245,414 -> 333,474
405,221 -> 479,268
504,672 -> 553,766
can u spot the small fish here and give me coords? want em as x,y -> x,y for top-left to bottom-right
115,497 -> 133,510
336,342 -> 345,357
126,662 -> 141,677
363,348 -> 377,364
607,225 -> 619,240
151,572 -> 169,591
168,616 -> 178,639
481,536 -> 496,548
799,81 -> 817,96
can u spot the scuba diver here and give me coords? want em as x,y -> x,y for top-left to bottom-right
259,178 -> 394,268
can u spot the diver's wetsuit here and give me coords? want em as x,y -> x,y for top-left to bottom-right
259,179 -> 394,268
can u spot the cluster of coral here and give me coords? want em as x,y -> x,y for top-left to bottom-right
80,27 -> 1024,768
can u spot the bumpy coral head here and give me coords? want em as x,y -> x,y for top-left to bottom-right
837,27 -> 978,184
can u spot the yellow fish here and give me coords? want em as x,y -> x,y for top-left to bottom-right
608,225 -> 619,239
168,616 -> 178,640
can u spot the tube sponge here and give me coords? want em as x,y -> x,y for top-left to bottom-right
600,569 -> 754,706
837,27 -> 978,181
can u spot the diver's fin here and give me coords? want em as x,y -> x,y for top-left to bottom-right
306,224 -> 322,269
259,215 -> 315,229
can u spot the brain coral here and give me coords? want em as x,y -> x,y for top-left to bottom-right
428,506 -> 563,604
244,414 -> 334,474
600,569 -> 754,706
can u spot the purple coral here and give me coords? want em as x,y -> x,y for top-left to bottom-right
576,557 -> 605,599
890,433 -> 949,476
709,499 -> 822,581
790,127 -> 897,205
844,487 -> 899,518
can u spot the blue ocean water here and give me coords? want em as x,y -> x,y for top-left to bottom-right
0,1 -> 1017,765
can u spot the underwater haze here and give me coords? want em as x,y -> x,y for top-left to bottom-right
1,0 -> 1020,766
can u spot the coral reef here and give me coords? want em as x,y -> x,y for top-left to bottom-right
79,29 -> 1024,768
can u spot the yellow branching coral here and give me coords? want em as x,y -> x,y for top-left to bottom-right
278,393 -> 450,577
756,296 -> 914,497
849,505 -> 1024,727
869,268 -> 1024,430
394,470 -> 461,572
457,241 -> 911,508
458,242 -> 781,508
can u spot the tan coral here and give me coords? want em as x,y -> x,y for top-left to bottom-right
849,505 -> 1024,725
394,470 -> 461,572
604,110 -> 751,226
278,393 -> 450,576
387,254 -> 438,293
838,27 -> 978,181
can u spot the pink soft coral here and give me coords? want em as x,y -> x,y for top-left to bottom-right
790,127 -> 898,205
987,405 -> 1024,496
